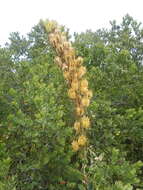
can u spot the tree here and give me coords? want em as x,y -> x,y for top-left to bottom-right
74,14 -> 143,189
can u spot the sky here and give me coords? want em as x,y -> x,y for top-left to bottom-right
0,0 -> 143,46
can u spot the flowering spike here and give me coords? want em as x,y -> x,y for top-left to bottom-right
44,21 -> 93,152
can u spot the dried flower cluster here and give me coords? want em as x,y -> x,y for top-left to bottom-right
44,21 -> 92,151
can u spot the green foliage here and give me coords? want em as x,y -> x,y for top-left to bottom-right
1,57 -> 79,189
0,143 -> 16,190
86,147 -> 143,189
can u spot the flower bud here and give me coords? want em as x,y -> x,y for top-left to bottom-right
87,90 -> 93,98
55,34 -> 61,43
71,80 -> 78,90
49,33 -> 54,41
72,140 -> 79,151
68,89 -> 76,99
59,44 -> 64,52
64,51 -> 72,63
61,63 -> 68,71
77,57 -> 83,65
49,34 -> 56,46
73,72 -> 78,79
80,86 -> 88,94
74,121 -> 80,131
78,66 -> 86,78
54,56 -> 62,67
78,135 -> 87,146
76,107 -> 84,116
81,116 -> 90,129
63,71 -> 70,80
69,47 -> 75,56
45,21 -> 58,32
80,79 -> 88,88
63,41 -> 71,49
81,97 -> 90,107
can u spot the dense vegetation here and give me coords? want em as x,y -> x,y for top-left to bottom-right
0,15 -> 143,190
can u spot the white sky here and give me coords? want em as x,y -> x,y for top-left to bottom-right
0,0 -> 143,46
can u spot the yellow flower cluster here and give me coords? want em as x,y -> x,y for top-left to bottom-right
45,21 -> 92,152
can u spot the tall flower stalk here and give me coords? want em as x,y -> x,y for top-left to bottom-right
43,21 -> 92,152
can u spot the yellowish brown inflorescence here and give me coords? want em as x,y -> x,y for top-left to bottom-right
44,21 -> 93,152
